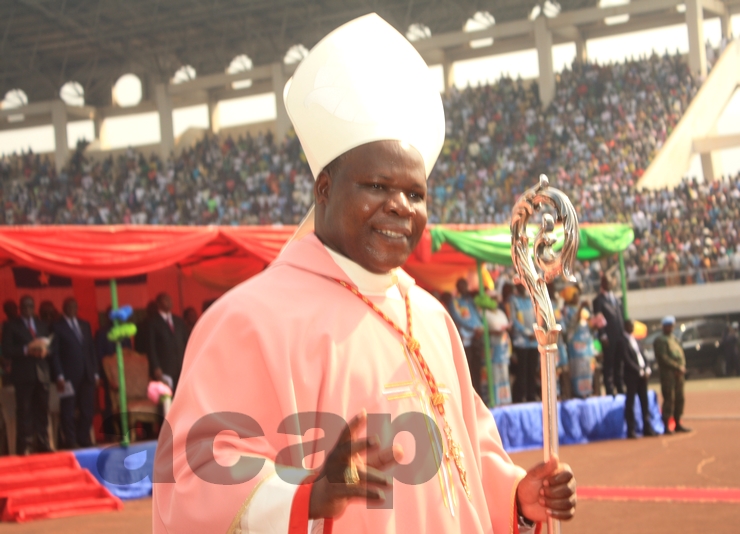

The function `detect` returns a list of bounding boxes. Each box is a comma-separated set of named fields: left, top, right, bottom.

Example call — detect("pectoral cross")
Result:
left=402, top=340, right=472, bottom=504
left=381, top=343, right=461, bottom=515
left=444, top=424, right=471, bottom=501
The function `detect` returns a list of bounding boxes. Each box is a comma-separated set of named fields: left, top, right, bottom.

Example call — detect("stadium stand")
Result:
left=1, top=51, right=739, bottom=290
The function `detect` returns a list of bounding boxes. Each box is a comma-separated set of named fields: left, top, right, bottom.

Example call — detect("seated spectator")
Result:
left=1, top=50, right=738, bottom=295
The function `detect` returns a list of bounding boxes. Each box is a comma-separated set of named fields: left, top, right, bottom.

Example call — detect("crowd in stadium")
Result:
left=0, top=130, right=314, bottom=226
left=2, top=50, right=740, bottom=289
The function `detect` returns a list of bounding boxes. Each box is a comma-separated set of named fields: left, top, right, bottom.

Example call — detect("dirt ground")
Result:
left=0, top=498, right=152, bottom=534
left=513, top=377, right=740, bottom=533
left=1, top=377, right=739, bottom=533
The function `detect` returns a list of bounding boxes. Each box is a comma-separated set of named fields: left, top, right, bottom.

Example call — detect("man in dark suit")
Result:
left=134, top=301, right=158, bottom=359
left=50, top=298, right=98, bottom=449
left=623, top=320, right=656, bottom=439
left=592, top=274, right=626, bottom=395
left=148, top=293, right=189, bottom=393
left=0, top=300, right=18, bottom=456
left=1, top=296, right=53, bottom=454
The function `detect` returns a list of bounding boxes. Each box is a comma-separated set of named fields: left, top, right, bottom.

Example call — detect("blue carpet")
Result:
left=75, top=391, right=663, bottom=500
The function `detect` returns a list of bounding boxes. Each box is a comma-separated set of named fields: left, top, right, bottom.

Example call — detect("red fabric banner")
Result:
left=0, top=226, right=220, bottom=278
left=0, top=225, right=484, bottom=293
left=0, top=226, right=299, bottom=279
left=221, top=226, right=298, bottom=264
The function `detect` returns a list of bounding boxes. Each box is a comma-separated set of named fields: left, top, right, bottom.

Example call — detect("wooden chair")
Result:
left=101, top=349, right=160, bottom=442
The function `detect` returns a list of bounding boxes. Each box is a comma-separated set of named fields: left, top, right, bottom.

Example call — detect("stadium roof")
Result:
left=1, top=0, right=599, bottom=107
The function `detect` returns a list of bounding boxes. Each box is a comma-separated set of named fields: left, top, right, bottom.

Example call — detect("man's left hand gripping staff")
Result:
left=516, top=456, right=577, bottom=522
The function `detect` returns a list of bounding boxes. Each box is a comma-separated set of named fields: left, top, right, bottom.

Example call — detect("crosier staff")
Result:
left=510, top=174, right=579, bottom=534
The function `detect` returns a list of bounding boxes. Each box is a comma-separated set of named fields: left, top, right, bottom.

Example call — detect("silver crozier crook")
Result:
left=510, top=174, right=579, bottom=534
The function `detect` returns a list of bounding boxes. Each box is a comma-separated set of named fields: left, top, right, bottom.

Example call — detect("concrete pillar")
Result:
left=92, top=109, right=104, bottom=141
left=51, top=100, right=69, bottom=174
left=700, top=127, right=723, bottom=181
left=534, top=16, right=555, bottom=107
left=700, top=151, right=723, bottom=181
left=207, top=91, right=220, bottom=133
left=272, top=62, right=290, bottom=141
left=720, top=14, right=732, bottom=41
left=442, top=57, right=456, bottom=95
left=154, top=83, right=175, bottom=160
left=575, top=35, right=588, bottom=64
left=685, top=0, right=707, bottom=78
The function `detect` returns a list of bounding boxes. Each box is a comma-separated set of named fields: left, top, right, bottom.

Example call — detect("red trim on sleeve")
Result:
left=289, top=477, right=334, bottom=534
left=289, top=480, right=312, bottom=534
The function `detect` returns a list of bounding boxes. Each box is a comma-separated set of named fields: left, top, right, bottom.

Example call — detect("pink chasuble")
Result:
left=153, top=234, right=526, bottom=533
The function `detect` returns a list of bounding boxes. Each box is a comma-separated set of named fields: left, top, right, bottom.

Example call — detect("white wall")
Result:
left=628, top=279, right=740, bottom=321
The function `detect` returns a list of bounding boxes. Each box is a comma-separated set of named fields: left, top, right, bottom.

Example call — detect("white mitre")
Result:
left=283, top=13, right=445, bottom=240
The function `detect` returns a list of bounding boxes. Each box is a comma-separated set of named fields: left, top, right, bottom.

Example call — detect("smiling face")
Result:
left=314, top=140, right=427, bottom=274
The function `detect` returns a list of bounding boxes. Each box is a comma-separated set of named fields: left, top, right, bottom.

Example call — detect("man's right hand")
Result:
left=153, top=368, right=164, bottom=381
left=56, top=377, right=66, bottom=393
left=308, top=410, right=401, bottom=520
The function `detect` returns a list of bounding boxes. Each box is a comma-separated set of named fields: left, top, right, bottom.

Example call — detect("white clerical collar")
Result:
left=323, top=245, right=401, bottom=298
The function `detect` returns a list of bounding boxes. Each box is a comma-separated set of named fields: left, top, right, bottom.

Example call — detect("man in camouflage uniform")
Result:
left=653, top=316, right=691, bottom=435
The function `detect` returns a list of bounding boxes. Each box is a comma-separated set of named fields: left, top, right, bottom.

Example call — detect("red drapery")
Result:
left=0, top=225, right=481, bottom=295
left=0, top=226, right=299, bottom=279
left=0, top=226, right=300, bottom=329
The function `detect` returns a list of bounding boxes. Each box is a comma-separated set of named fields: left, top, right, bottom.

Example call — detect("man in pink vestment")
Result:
left=153, top=14, right=576, bottom=534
